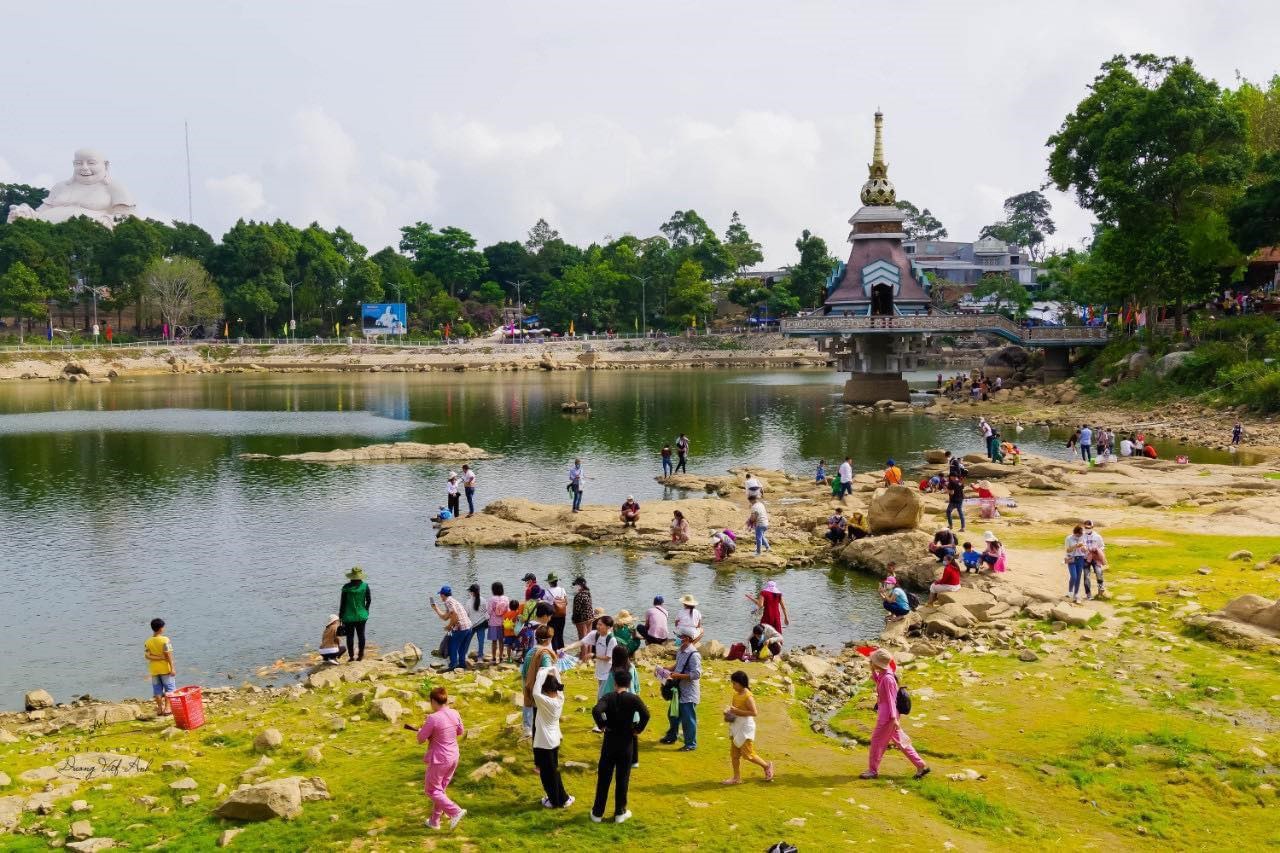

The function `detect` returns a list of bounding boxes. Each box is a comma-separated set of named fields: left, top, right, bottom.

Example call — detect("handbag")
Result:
left=661, top=650, right=690, bottom=700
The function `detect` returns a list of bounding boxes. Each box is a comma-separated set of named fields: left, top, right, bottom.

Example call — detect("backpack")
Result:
left=502, top=614, right=517, bottom=636
left=553, top=594, right=567, bottom=618
left=905, top=591, right=921, bottom=611
left=726, top=642, right=747, bottom=662
left=896, top=684, right=912, bottom=716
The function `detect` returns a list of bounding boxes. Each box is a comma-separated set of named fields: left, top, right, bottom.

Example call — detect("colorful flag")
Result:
left=47, top=318, right=53, bottom=341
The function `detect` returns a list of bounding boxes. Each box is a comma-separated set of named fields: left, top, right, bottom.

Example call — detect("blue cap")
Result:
left=886, top=458, right=895, bottom=466
left=439, top=585, right=452, bottom=596
left=654, top=595, right=664, bottom=604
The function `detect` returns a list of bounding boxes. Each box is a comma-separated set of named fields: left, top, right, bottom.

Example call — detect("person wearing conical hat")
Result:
left=339, top=567, right=371, bottom=662
left=860, top=648, right=929, bottom=781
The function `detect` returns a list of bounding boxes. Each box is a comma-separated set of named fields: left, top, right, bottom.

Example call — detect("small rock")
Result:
left=0, top=728, right=18, bottom=744
left=160, top=726, right=183, bottom=740
left=786, top=817, right=807, bottom=827
left=66, top=841, right=115, bottom=853
left=180, top=794, right=200, bottom=806
left=135, top=796, right=159, bottom=807
left=252, top=728, right=283, bottom=752
left=1018, top=649, right=1039, bottom=663
left=328, top=715, right=347, bottom=732
left=1229, top=550, right=1254, bottom=561
left=18, top=766, right=59, bottom=783
left=369, top=698, right=403, bottom=725
left=946, top=768, right=985, bottom=781
left=302, top=747, right=324, bottom=766
left=161, top=760, right=190, bottom=772
left=69, top=820, right=94, bottom=840
left=169, top=777, right=198, bottom=790
left=70, top=799, right=90, bottom=812
left=217, top=828, right=243, bottom=847
left=1197, top=567, right=1211, bottom=575
left=468, top=761, right=504, bottom=781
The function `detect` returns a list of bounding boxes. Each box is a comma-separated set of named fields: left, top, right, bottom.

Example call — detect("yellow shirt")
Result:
left=145, top=635, right=173, bottom=676
left=884, top=466, right=902, bottom=485
left=731, top=688, right=753, bottom=714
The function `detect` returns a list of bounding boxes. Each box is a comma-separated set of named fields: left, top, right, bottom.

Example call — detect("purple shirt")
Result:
left=418, top=706, right=465, bottom=766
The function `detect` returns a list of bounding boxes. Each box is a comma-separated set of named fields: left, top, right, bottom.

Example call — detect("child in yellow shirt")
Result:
left=144, top=618, right=176, bottom=716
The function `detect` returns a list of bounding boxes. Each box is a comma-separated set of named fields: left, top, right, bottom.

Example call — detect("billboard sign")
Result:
left=362, top=303, right=407, bottom=336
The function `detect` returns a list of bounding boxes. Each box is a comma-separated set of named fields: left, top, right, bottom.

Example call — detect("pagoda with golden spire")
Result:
left=859, top=110, right=896, bottom=206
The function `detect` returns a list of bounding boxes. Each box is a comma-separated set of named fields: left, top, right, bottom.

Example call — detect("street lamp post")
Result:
left=635, top=275, right=649, bottom=338
left=71, top=277, right=110, bottom=344
left=285, top=280, right=299, bottom=338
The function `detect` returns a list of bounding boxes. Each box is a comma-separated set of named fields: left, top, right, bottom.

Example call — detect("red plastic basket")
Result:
left=167, top=686, right=205, bottom=730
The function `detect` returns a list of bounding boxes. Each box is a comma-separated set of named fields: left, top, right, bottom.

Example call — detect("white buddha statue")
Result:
left=6, top=148, right=136, bottom=228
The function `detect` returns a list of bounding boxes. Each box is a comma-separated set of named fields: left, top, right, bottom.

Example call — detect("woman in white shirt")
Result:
left=531, top=668, right=573, bottom=808
left=748, top=500, right=770, bottom=554
left=674, top=595, right=703, bottom=644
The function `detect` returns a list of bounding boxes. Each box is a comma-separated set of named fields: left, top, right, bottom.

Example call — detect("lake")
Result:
left=0, top=368, right=1249, bottom=707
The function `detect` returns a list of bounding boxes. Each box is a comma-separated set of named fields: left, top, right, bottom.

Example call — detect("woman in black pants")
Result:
left=338, top=566, right=371, bottom=661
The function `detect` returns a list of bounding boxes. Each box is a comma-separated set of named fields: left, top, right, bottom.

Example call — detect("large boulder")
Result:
left=1220, top=594, right=1280, bottom=633
left=369, top=698, right=403, bottom=725
left=838, top=530, right=935, bottom=588
left=922, top=449, right=950, bottom=464
left=867, top=485, right=924, bottom=534
left=1050, top=604, right=1094, bottom=627
left=252, top=728, right=283, bottom=753
left=213, top=778, right=306, bottom=821
left=1153, top=350, right=1194, bottom=378
left=24, top=689, right=55, bottom=711
left=1125, top=349, right=1151, bottom=378
left=983, top=346, right=1029, bottom=379
left=935, top=588, right=1001, bottom=621
left=792, top=655, right=833, bottom=680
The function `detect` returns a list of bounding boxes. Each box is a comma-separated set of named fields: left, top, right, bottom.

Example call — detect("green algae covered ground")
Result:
left=2, top=528, right=1279, bottom=851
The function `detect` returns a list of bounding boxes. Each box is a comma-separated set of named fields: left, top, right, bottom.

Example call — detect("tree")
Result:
left=1229, top=153, right=1280, bottom=253
left=398, top=222, right=488, bottom=298
left=0, top=261, right=50, bottom=340
left=103, top=216, right=165, bottom=330
left=370, top=247, right=422, bottom=306
left=524, top=218, right=560, bottom=253
left=482, top=240, right=534, bottom=300
left=972, top=273, right=1031, bottom=319
left=1047, top=54, right=1251, bottom=330
left=789, top=229, right=838, bottom=309
left=665, top=259, right=713, bottom=327
left=0, top=183, right=48, bottom=222
left=143, top=256, right=222, bottom=333
left=723, top=211, right=764, bottom=273
left=164, top=221, right=215, bottom=263
left=895, top=200, right=948, bottom=241
left=979, top=191, right=1056, bottom=260
left=345, top=258, right=384, bottom=308
left=660, top=209, right=732, bottom=280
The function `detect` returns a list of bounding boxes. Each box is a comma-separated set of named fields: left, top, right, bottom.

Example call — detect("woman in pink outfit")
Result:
left=860, top=649, right=930, bottom=780
left=417, top=686, right=467, bottom=830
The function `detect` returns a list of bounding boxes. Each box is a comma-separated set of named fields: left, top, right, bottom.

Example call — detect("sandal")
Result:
left=764, top=762, right=775, bottom=782
left=913, top=766, right=931, bottom=780
left=858, top=770, right=878, bottom=780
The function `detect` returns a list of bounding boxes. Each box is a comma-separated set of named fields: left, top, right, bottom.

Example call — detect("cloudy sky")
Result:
left=2, top=1, right=1275, bottom=267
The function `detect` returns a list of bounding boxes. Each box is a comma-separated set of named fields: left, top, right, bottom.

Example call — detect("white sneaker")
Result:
left=448, top=809, right=466, bottom=830
left=563, top=795, right=575, bottom=809
left=542, top=797, right=553, bottom=808
left=590, top=813, right=604, bottom=823
left=615, top=810, right=632, bottom=823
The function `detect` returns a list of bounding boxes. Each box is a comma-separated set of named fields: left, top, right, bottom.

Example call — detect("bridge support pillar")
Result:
left=1043, top=347, right=1072, bottom=382
left=844, top=372, right=910, bottom=404
left=838, top=334, right=914, bottom=403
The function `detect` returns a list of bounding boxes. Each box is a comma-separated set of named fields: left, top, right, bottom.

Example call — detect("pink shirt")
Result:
left=487, top=595, right=510, bottom=629
left=417, top=706, right=465, bottom=766
left=644, top=606, right=669, bottom=640
left=873, top=668, right=900, bottom=728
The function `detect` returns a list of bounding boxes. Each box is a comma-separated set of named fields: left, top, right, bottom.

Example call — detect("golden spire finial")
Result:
left=860, top=109, right=895, bottom=205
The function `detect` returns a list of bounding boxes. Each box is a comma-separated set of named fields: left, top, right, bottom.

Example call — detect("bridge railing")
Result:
left=779, top=313, right=1108, bottom=345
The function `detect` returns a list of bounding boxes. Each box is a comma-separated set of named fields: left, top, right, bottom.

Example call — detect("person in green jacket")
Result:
left=339, top=566, right=371, bottom=662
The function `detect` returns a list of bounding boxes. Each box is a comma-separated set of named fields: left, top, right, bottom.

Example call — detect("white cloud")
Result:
left=205, top=173, right=268, bottom=219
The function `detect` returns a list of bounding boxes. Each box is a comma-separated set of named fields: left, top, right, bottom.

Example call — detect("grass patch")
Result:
left=916, top=780, right=1032, bottom=835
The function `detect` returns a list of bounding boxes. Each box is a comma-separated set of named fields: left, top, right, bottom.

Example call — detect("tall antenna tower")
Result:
left=184, top=120, right=194, bottom=222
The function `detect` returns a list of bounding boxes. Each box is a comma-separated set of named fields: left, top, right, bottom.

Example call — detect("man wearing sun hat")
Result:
left=659, top=625, right=702, bottom=750
left=338, top=567, right=371, bottom=662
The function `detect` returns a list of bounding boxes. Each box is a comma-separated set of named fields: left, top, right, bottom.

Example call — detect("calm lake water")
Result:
left=0, top=368, right=1250, bottom=707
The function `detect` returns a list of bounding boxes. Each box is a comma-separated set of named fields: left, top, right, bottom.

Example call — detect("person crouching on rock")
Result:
left=669, top=510, right=689, bottom=544
left=620, top=495, right=640, bottom=528
left=927, top=555, right=964, bottom=605
left=319, top=614, right=345, bottom=664
left=711, top=529, right=737, bottom=561
left=879, top=575, right=911, bottom=622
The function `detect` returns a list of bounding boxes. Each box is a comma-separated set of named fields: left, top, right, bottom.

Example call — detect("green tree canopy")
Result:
left=972, top=273, right=1032, bottom=319
left=723, top=211, right=764, bottom=273
left=895, top=200, right=948, bottom=241
left=788, top=229, right=838, bottom=309
left=1047, top=54, right=1251, bottom=325
left=979, top=191, right=1056, bottom=259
